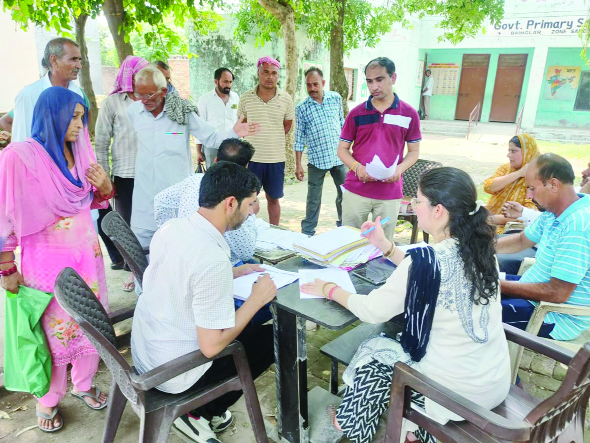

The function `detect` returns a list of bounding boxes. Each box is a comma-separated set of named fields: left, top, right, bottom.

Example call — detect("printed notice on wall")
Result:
left=416, top=60, right=424, bottom=87
left=428, top=63, right=460, bottom=95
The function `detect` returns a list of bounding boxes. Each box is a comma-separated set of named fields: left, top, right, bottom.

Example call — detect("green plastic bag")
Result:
left=4, top=285, right=53, bottom=397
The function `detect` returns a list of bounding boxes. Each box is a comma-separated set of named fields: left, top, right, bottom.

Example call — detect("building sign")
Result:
left=491, top=16, right=586, bottom=36
left=544, top=66, right=581, bottom=100
left=428, top=63, right=460, bottom=95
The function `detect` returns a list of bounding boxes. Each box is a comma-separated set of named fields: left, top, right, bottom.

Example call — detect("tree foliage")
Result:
left=3, top=0, right=223, bottom=62
left=235, top=0, right=505, bottom=54
left=580, top=9, right=589, bottom=66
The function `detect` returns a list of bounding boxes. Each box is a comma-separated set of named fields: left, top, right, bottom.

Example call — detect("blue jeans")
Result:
left=301, top=163, right=348, bottom=236
left=501, top=275, right=555, bottom=337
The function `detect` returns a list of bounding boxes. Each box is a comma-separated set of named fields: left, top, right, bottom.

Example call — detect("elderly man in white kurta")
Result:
left=127, top=66, right=260, bottom=249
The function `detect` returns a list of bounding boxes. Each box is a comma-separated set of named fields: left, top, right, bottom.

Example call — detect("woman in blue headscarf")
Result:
left=0, top=87, right=112, bottom=432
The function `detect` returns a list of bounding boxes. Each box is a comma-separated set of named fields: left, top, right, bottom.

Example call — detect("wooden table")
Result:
left=271, top=256, right=379, bottom=443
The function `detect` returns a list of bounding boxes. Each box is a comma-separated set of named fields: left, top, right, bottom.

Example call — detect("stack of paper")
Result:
left=255, top=220, right=309, bottom=252
left=338, top=244, right=383, bottom=271
left=233, top=265, right=299, bottom=301
left=299, top=268, right=356, bottom=299
left=293, top=226, right=369, bottom=263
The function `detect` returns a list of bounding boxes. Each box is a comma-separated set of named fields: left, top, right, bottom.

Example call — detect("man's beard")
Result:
left=228, top=210, right=247, bottom=231
left=218, top=86, right=231, bottom=95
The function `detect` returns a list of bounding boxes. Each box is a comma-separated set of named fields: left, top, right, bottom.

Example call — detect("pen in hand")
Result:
left=361, top=217, right=390, bottom=236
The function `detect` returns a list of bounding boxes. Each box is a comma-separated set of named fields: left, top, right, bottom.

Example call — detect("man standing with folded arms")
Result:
left=238, top=56, right=295, bottom=225
left=295, top=67, right=346, bottom=236
left=338, top=57, right=421, bottom=240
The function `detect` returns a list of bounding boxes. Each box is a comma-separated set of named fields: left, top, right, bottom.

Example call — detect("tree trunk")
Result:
left=329, top=0, right=349, bottom=116
left=103, top=0, right=133, bottom=64
left=74, top=14, right=99, bottom=137
left=257, top=0, right=298, bottom=178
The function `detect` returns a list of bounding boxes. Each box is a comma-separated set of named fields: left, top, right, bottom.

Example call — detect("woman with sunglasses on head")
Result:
left=302, top=167, right=510, bottom=443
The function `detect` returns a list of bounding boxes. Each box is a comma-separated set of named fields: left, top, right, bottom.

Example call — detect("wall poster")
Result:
left=544, top=65, right=581, bottom=100
left=416, top=60, right=425, bottom=87
left=428, top=63, right=460, bottom=95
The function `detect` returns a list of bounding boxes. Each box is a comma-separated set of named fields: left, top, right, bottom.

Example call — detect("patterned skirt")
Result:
left=336, top=360, right=435, bottom=443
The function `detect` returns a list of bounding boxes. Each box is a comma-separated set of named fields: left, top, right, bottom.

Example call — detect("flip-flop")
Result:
left=123, top=275, right=135, bottom=292
left=71, top=387, right=108, bottom=410
left=326, top=404, right=342, bottom=432
left=122, top=281, right=135, bottom=292
left=36, top=403, right=64, bottom=432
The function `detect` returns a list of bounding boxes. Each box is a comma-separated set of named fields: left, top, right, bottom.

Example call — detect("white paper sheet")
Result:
left=256, top=228, right=309, bottom=251
left=255, top=240, right=277, bottom=251
left=299, top=268, right=356, bottom=299
left=233, top=265, right=299, bottom=301
left=365, top=154, right=399, bottom=180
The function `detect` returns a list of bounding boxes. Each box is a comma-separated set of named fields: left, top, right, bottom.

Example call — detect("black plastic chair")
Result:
left=384, top=324, right=589, bottom=443
left=101, top=211, right=149, bottom=287
left=54, top=267, right=269, bottom=443
left=399, top=159, right=442, bottom=244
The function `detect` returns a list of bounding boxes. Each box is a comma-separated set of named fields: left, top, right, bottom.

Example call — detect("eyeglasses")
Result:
left=134, top=92, right=159, bottom=100
left=410, top=198, right=429, bottom=208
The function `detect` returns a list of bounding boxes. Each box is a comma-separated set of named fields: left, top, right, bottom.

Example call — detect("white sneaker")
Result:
left=172, top=415, right=220, bottom=443
left=209, top=411, right=234, bottom=432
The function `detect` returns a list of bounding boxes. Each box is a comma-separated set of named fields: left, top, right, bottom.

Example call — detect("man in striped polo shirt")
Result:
left=238, top=56, right=295, bottom=225
left=498, top=153, right=590, bottom=340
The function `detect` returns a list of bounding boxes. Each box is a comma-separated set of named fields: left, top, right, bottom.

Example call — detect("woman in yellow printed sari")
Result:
left=484, top=134, right=540, bottom=231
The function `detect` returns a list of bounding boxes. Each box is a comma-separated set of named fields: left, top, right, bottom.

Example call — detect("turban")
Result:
left=257, top=56, right=281, bottom=69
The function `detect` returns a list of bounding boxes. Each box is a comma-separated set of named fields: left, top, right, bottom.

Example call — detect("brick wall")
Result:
left=102, top=66, right=119, bottom=95
left=168, top=58, right=191, bottom=100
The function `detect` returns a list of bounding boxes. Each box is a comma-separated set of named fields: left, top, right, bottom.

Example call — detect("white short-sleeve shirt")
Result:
left=196, top=88, right=239, bottom=149
left=131, top=211, right=236, bottom=394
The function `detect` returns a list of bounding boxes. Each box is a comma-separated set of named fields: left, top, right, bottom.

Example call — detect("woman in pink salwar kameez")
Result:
left=0, top=87, right=112, bottom=432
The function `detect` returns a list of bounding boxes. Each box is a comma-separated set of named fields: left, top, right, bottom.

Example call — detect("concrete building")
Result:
left=189, top=0, right=588, bottom=134
left=417, top=0, right=589, bottom=131
left=0, top=10, right=103, bottom=114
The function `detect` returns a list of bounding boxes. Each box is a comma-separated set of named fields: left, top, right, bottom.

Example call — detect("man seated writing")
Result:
left=497, top=153, right=590, bottom=340
left=131, top=162, right=277, bottom=443
left=154, top=138, right=259, bottom=266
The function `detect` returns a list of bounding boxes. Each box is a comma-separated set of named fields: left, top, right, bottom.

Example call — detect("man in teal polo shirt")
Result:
left=497, top=153, right=590, bottom=340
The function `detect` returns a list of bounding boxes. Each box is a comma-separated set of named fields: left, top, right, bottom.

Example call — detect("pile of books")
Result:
left=293, top=226, right=370, bottom=264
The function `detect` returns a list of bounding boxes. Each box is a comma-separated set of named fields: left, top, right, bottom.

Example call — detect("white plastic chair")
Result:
left=508, top=257, right=590, bottom=382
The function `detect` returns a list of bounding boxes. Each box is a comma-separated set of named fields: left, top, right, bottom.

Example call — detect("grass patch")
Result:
left=536, top=141, right=589, bottom=161
left=476, top=184, right=491, bottom=204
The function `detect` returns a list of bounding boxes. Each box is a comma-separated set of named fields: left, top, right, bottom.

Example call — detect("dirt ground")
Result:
left=1, top=133, right=589, bottom=442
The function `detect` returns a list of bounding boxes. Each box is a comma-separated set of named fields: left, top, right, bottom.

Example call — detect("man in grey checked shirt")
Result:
left=295, top=67, right=347, bottom=236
